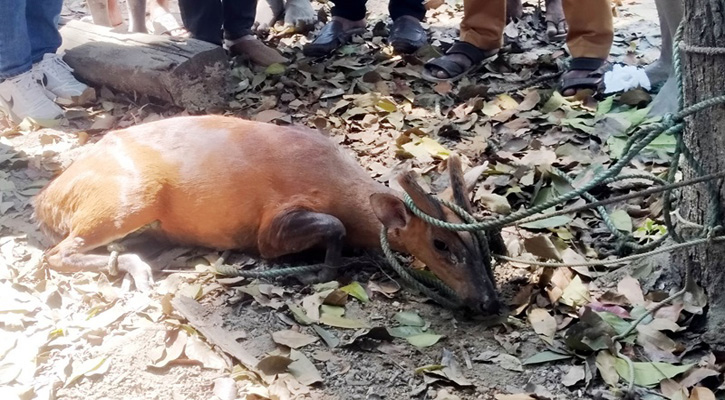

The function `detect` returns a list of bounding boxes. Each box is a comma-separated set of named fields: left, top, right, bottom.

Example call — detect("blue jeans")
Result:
left=0, top=0, right=63, bottom=80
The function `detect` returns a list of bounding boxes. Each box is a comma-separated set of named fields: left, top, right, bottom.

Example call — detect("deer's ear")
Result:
left=447, top=154, right=473, bottom=213
left=397, top=171, right=445, bottom=219
left=439, top=155, right=486, bottom=211
left=370, top=193, right=410, bottom=229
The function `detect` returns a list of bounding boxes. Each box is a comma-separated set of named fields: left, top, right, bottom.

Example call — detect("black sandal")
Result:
left=422, top=41, right=499, bottom=83
left=558, top=57, right=609, bottom=96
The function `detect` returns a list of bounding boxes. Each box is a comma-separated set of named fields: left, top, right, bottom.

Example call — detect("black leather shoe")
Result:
left=303, top=20, right=366, bottom=57
left=388, top=16, right=427, bottom=54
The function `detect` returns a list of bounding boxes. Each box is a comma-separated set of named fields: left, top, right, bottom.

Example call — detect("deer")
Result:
left=33, top=115, right=501, bottom=314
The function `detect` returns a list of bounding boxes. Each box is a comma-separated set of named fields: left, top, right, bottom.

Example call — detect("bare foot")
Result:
left=545, top=0, right=567, bottom=41
left=645, top=60, right=672, bottom=86
left=227, top=35, right=289, bottom=66
left=507, top=0, right=523, bottom=20
left=429, top=54, right=472, bottom=79
left=284, top=0, right=317, bottom=30
left=648, top=76, right=678, bottom=117
left=560, top=69, right=595, bottom=96
left=255, top=0, right=285, bottom=31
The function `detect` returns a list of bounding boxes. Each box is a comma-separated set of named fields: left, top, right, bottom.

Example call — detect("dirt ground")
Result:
left=5, top=1, right=715, bottom=400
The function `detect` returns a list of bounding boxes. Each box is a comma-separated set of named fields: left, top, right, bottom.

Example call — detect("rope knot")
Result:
left=615, top=238, right=634, bottom=256
left=661, top=113, right=677, bottom=128
left=706, top=226, right=724, bottom=242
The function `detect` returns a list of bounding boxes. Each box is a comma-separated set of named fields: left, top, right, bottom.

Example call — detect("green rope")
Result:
left=515, top=171, right=725, bottom=226
left=215, top=262, right=326, bottom=278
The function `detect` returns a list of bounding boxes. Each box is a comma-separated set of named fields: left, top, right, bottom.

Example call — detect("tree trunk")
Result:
left=674, top=0, right=725, bottom=351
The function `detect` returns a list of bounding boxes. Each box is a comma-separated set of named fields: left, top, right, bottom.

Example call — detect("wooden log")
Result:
left=59, top=19, right=232, bottom=111
left=172, top=295, right=262, bottom=373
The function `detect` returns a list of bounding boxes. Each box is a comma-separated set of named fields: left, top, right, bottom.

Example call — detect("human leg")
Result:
left=558, top=0, right=613, bottom=95
left=422, top=0, right=505, bottom=81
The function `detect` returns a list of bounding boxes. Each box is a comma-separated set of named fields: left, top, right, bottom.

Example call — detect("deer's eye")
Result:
left=433, top=239, right=449, bottom=252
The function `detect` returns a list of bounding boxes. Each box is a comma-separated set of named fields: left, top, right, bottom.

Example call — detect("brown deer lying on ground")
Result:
left=33, top=116, right=501, bottom=314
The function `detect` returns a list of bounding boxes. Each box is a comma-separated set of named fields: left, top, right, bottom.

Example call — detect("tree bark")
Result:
left=674, top=0, right=725, bottom=351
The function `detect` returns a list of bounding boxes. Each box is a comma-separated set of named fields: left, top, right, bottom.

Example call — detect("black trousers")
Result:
left=178, top=0, right=257, bottom=45
left=331, top=0, right=425, bottom=21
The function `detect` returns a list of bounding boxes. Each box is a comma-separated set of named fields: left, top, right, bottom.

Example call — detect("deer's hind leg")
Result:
left=46, top=236, right=153, bottom=291
left=45, top=211, right=159, bottom=291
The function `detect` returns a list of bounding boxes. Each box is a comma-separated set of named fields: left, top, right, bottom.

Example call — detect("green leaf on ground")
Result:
left=614, top=359, right=693, bottom=387
left=394, top=311, right=425, bottom=327
left=406, top=333, right=443, bottom=348
left=340, top=282, right=369, bottom=303
left=522, top=350, right=573, bottom=365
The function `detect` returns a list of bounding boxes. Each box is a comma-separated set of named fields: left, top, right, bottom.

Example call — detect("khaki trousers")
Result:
left=459, top=0, right=613, bottom=59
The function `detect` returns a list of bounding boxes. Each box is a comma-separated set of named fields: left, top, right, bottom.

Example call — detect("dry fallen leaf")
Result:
left=150, top=329, right=188, bottom=368
left=185, top=334, right=229, bottom=370
left=213, top=377, right=237, bottom=400
left=527, top=308, right=557, bottom=344
left=475, top=191, right=512, bottom=215
left=678, top=368, right=721, bottom=389
left=494, top=394, right=535, bottom=400
left=424, top=348, right=472, bottom=387
left=253, top=110, right=288, bottom=123
left=288, top=350, right=323, bottom=386
left=272, top=330, right=318, bottom=349
left=523, top=235, right=562, bottom=261
left=595, top=351, right=619, bottom=387
left=517, top=90, right=541, bottom=111
left=544, top=267, right=574, bottom=303
left=65, top=357, right=110, bottom=387
left=660, top=378, right=688, bottom=400
left=256, top=355, right=293, bottom=375
left=636, top=324, right=681, bottom=354
left=617, top=276, right=645, bottom=306
left=689, top=387, right=716, bottom=400
left=561, top=365, right=586, bottom=387
left=559, top=275, right=591, bottom=307
left=492, top=354, right=523, bottom=372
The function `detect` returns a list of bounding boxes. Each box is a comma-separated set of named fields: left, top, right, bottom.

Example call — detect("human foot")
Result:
left=507, top=0, right=523, bottom=20
left=34, top=53, right=96, bottom=105
left=645, top=59, right=672, bottom=86
left=302, top=17, right=366, bottom=57
left=284, top=0, right=317, bottom=31
left=389, top=15, right=427, bottom=54
left=422, top=42, right=498, bottom=82
left=0, top=70, right=64, bottom=125
left=648, top=76, right=678, bottom=117
left=559, top=58, right=608, bottom=96
left=545, top=0, right=567, bottom=41
left=255, top=0, right=285, bottom=31
left=227, top=35, right=289, bottom=66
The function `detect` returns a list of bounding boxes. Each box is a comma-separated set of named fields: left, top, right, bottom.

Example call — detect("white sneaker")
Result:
left=33, top=53, right=96, bottom=105
left=0, top=70, right=64, bottom=125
